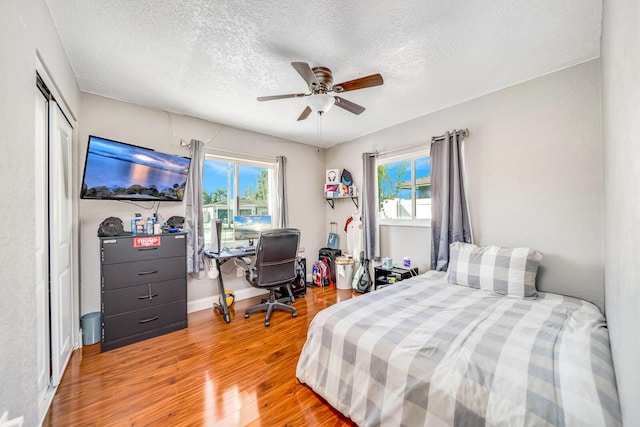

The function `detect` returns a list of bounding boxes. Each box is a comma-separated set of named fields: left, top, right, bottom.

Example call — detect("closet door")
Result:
left=35, top=89, right=50, bottom=402
left=49, top=101, right=74, bottom=386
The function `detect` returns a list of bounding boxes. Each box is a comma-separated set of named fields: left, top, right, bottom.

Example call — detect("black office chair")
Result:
left=241, top=228, right=300, bottom=327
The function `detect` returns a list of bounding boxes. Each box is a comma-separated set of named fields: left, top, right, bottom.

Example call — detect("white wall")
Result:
left=601, top=1, right=640, bottom=423
left=0, top=0, right=80, bottom=425
left=327, top=60, right=604, bottom=310
left=78, top=93, right=327, bottom=315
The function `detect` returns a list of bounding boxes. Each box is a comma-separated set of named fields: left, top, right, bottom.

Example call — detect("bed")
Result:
left=296, top=244, right=621, bottom=427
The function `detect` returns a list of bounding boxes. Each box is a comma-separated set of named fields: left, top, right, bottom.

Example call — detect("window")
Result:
left=202, top=154, right=275, bottom=245
left=377, top=151, right=431, bottom=225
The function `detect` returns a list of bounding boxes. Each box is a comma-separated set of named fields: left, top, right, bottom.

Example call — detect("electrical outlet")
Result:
left=237, top=267, right=245, bottom=277
left=299, top=246, right=305, bottom=253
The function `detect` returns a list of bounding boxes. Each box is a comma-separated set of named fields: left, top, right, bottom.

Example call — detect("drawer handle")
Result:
left=138, top=293, right=159, bottom=300
left=138, top=315, right=159, bottom=324
left=137, top=270, right=158, bottom=276
left=138, top=247, right=159, bottom=251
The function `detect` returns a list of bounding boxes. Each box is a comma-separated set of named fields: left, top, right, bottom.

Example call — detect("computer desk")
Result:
left=204, top=247, right=256, bottom=323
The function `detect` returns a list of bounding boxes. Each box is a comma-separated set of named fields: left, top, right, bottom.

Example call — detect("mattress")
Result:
left=296, top=271, right=620, bottom=426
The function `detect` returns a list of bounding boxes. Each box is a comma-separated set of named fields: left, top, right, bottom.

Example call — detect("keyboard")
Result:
left=223, top=246, right=256, bottom=255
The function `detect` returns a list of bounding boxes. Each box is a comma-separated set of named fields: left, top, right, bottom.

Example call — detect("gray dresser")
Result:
left=100, top=233, right=187, bottom=351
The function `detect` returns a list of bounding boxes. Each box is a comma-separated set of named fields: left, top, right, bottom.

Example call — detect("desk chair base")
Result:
left=244, top=289, right=297, bottom=327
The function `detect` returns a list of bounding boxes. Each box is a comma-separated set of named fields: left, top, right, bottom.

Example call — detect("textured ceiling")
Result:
left=44, top=0, right=601, bottom=148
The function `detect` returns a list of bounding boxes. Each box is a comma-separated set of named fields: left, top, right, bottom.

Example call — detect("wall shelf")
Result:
left=325, top=196, right=358, bottom=209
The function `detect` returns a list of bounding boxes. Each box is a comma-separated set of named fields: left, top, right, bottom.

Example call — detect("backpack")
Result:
left=97, top=216, right=131, bottom=237
left=352, top=252, right=371, bottom=293
left=341, top=169, right=353, bottom=186
left=311, top=258, right=333, bottom=287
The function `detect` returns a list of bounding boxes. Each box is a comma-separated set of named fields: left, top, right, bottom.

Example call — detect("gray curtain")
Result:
left=276, top=155, right=288, bottom=228
left=362, top=152, right=380, bottom=260
left=430, top=130, right=472, bottom=271
left=185, top=139, right=205, bottom=273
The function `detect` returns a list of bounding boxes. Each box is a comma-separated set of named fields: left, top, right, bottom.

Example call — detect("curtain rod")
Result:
left=179, top=139, right=277, bottom=162
left=431, top=128, right=469, bottom=144
left=205, top=147, right=278, bottom=162
left=373, top=128, right=469, bottom=157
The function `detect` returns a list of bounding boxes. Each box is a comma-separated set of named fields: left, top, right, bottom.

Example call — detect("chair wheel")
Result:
left=292, top=313, right=297, bottom=318
left=264, top=321, right=270, bottom=327
left=244, top=313, right=249, bottom=319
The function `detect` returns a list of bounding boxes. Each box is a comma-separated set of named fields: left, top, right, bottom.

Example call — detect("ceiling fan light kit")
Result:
left=306, top=93, right=334, bottom=113
left=257, top=62, right=383, bottom=121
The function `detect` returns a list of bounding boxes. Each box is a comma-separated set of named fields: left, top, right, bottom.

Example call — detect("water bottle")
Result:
left=146, top=218, right=154, bottom=235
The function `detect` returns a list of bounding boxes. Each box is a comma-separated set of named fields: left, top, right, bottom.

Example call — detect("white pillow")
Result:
left=444, top=242, right=542, bottom=298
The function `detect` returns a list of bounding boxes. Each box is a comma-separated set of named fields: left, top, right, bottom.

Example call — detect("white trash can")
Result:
left=335, top=258, right=354, bottom=290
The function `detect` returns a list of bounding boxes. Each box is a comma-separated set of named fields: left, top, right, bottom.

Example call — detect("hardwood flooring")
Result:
left=43, top=286, right=359, bottom=426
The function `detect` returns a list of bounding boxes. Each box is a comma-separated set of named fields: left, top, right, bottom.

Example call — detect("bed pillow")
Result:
left=444, top=242, right=542, bottom=298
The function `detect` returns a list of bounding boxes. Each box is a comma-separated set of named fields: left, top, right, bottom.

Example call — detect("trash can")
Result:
left=81, top=312, right=101, bottom=345
left=335, top=257, right=354, bottom=290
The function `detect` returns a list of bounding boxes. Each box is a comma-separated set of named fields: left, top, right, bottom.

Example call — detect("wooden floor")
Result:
left=43, top=286, right=358, bottom=426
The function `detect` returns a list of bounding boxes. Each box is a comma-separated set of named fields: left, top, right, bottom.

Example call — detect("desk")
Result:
left=204, top=248, right=256, bottom=323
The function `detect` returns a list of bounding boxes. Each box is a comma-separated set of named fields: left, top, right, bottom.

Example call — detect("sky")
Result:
left=202, top=159, right=264, bottom=195
left=384, top=156, right=431, bottom=182
left=203, top=156, right=431, bottom=197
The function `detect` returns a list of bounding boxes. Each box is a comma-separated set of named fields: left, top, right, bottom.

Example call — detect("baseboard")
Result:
left=187, top=287, right=268, bottom=314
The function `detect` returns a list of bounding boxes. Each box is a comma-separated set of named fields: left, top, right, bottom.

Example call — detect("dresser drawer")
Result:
left=102, top=278, right=186, bottom=317
left=101, top=234, right=186, bottom=264
left=103, top=301, right=186, bottom=343
left=102, top=256, right=186, bottom=290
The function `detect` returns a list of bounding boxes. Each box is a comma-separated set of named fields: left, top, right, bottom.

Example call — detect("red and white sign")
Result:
left=133, top=236, right=162, bottom=248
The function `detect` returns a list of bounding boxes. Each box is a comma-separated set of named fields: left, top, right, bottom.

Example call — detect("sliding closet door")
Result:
left=49, top=101, right=74, bottom=386
left=35, top=89, right=50, bottom=402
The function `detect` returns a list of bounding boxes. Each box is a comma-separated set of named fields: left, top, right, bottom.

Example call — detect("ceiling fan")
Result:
left=257, top=62, right=383, bottom=121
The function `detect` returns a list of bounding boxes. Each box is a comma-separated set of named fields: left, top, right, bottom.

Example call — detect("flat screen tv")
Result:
left=80, top=135, right=191, bottom=201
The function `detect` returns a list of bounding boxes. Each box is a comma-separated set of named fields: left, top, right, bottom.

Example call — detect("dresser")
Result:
left=100, top=233, right=187, bottom=351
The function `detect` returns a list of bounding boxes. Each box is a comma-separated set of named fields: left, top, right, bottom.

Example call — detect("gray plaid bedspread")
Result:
left=296, top=271, right=620, bottom=426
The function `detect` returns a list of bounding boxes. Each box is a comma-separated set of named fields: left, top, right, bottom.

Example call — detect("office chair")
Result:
left=241, top=228, right=300, bottom=327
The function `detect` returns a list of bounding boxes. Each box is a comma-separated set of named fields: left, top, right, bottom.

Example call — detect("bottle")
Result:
left=134, top=213, right=144, bottom=235
left=146, top=217, right=154, bottom=235
left=131, top=213, right=141, bottom=235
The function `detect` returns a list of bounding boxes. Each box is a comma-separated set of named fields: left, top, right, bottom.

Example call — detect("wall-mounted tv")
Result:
left=80, top=135, right=191, bottom=202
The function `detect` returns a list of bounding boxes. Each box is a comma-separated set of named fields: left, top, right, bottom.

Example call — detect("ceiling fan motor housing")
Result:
left=312, top=67, right=336, bottom=93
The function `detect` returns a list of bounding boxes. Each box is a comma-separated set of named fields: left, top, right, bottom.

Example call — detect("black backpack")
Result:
left=97, top=217, right=130, bottom=237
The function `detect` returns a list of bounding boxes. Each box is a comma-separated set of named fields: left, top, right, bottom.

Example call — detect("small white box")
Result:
left=381, top=257, right=393, bottom=269
left=326, top=169, right=340, bottom=184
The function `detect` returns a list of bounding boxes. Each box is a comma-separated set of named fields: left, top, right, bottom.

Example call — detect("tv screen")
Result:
left=80, top=135, right=191, bottom=201
left=234, top=215, right=272, bottom=241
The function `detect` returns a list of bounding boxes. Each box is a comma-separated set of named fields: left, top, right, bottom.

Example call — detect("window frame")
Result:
left=377, top=148, right=431, bottom=228
left=202, top=151, right=277, bottom=245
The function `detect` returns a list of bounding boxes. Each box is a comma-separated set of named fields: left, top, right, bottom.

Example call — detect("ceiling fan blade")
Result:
left=291, top=62, right=319, bottom=88
left=297, top=106, right=312, bottom=121
left=257, top=93, right=306, bottom=101
left=334, top=96, right=366, bottom=115
left=333, top=73, right=383, bottom=93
